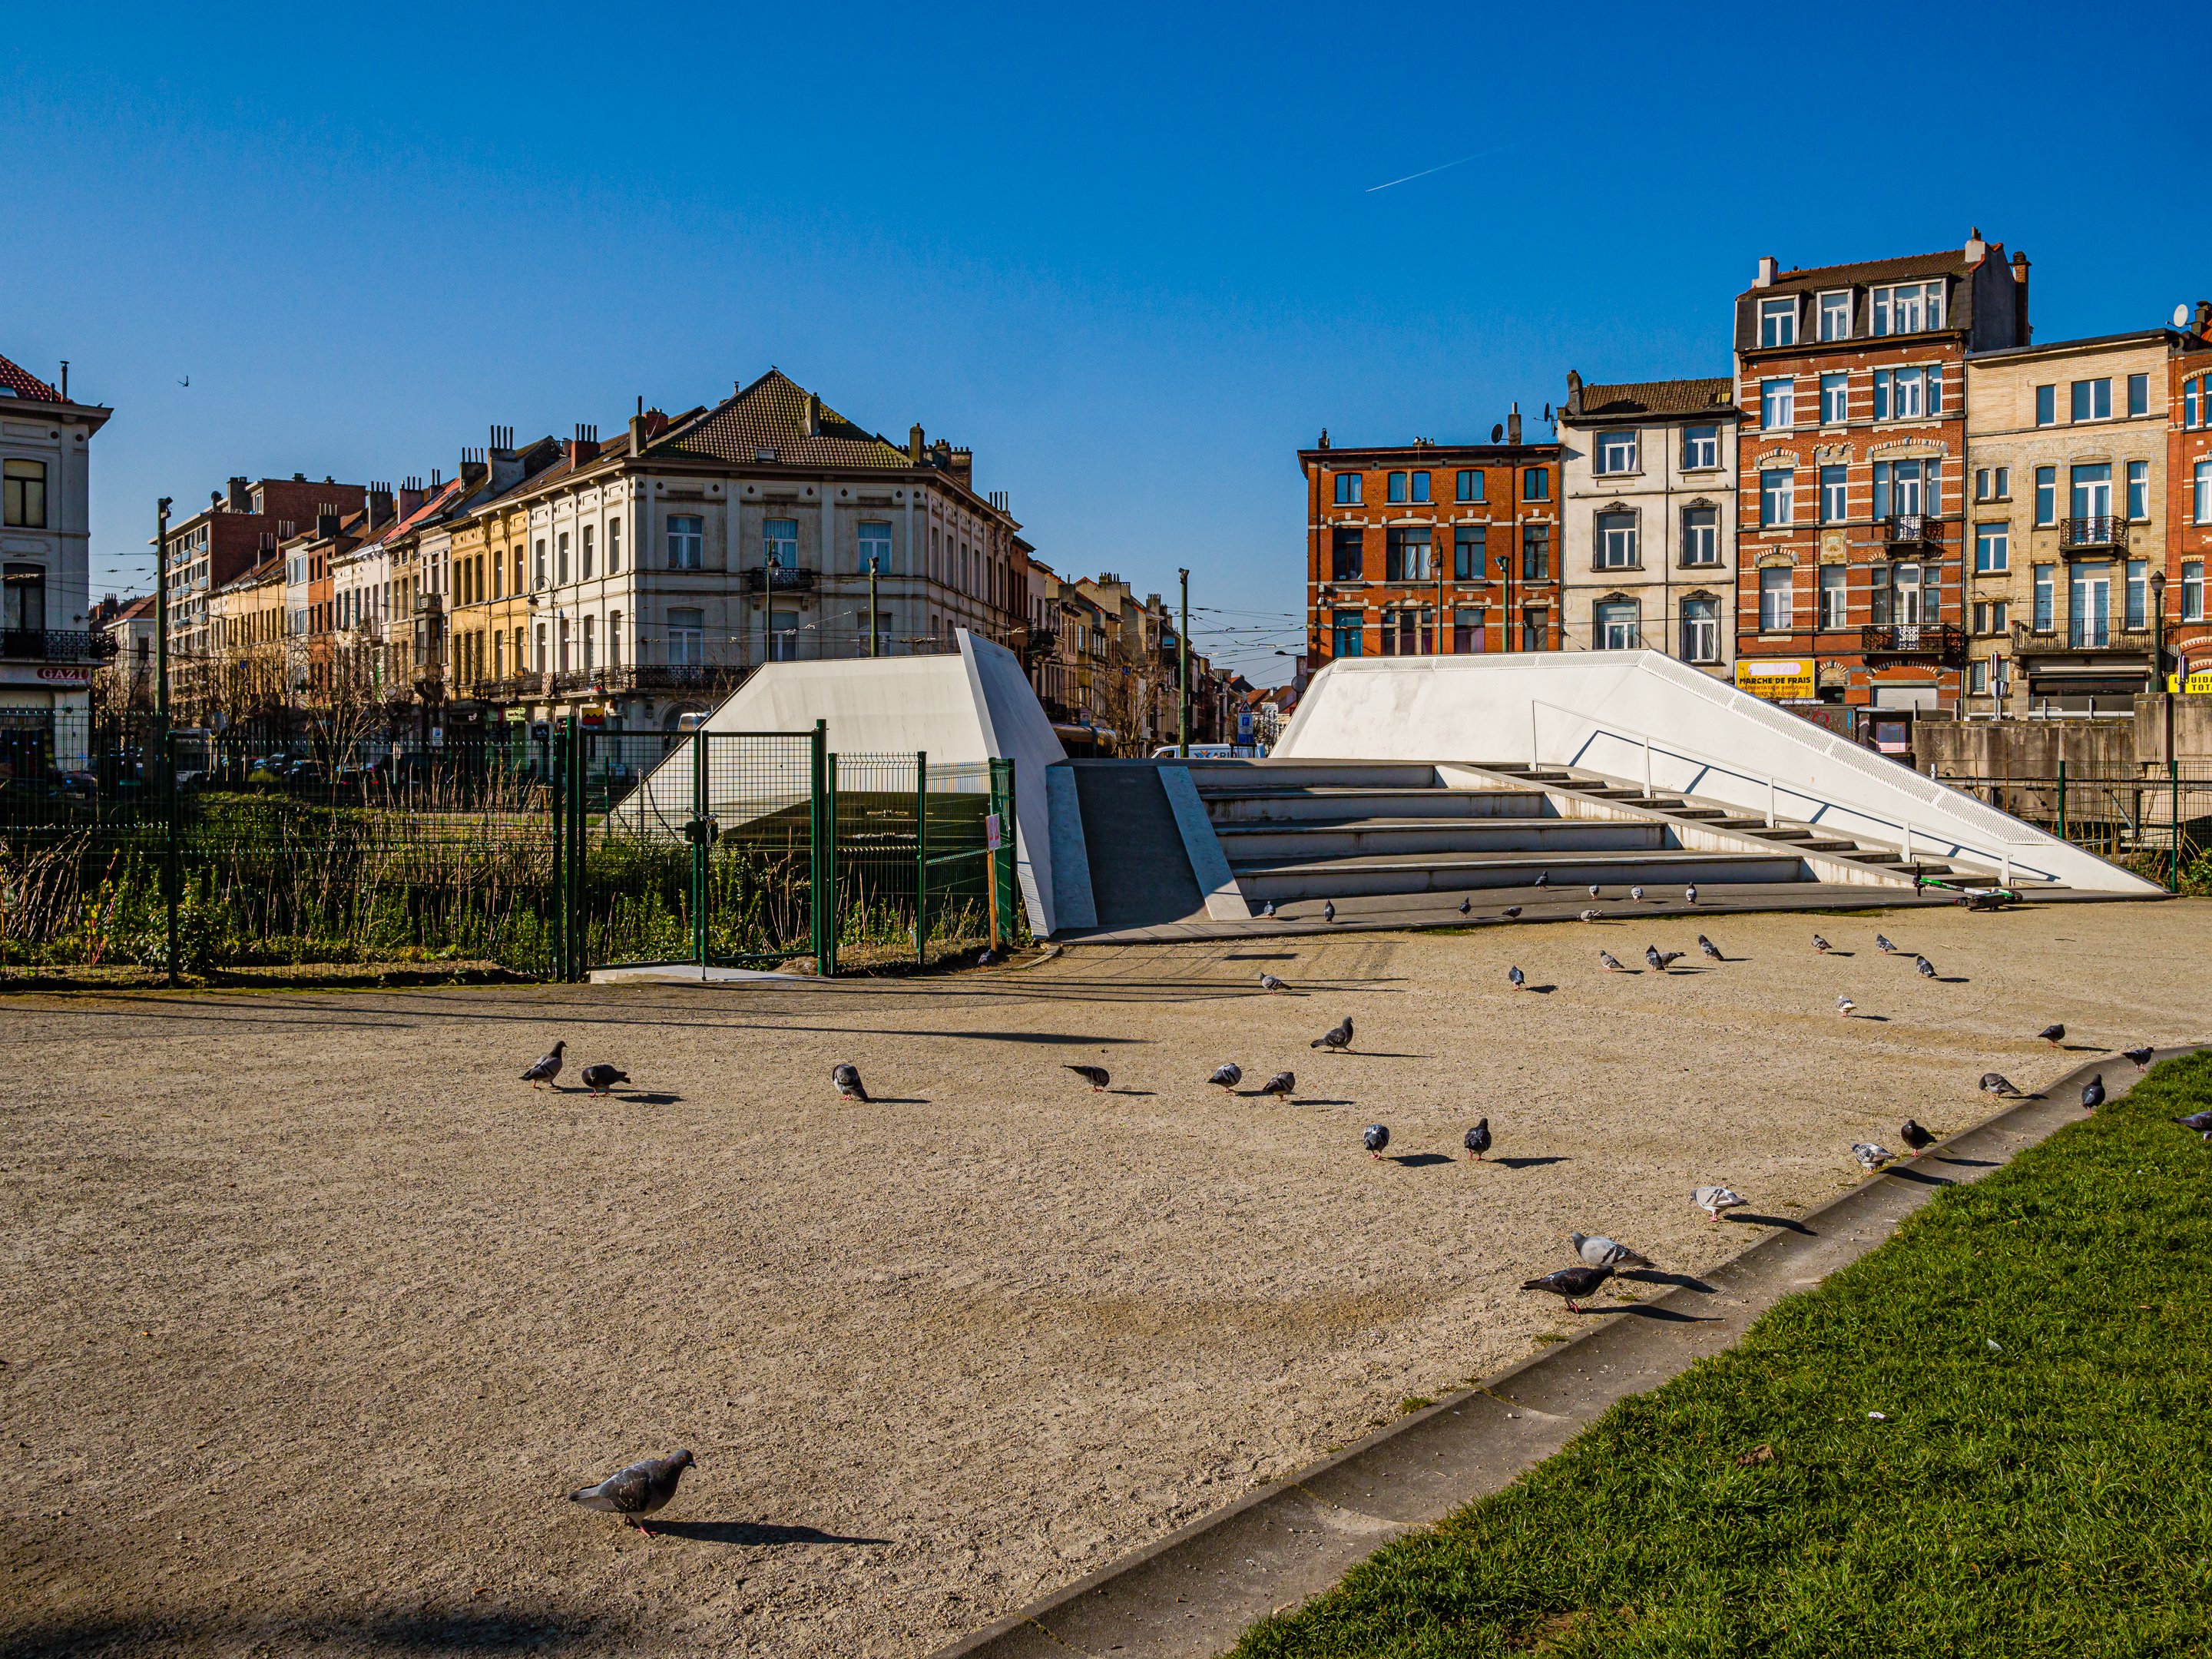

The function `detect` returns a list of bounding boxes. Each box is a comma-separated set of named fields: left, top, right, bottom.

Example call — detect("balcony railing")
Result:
left=2, top=628, right=117, bottom=662
left=2060, top=516, right=2126, bottom=551
left=1860, top=623, right=1966, bottom=664
left=2013, top=623, right=2154, bottom=655
left=741, top=565, right=816, bottom=594
left=1881, top=514, right=1941, bottom=546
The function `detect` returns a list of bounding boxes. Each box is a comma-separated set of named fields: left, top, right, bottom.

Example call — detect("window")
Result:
left=1872, top=561, right=1928, bottom=627
left=1521, top=524, right=1551, bottom=579
left=534, top=622, right=547, bottom=671
left=1387, top=472, right=1408, bottom=503
left=1331, top=608, right=1363, bottom=657
left=769, top=608, right=800, bottom=661
left=1760, top=297, right=1797, bottom=347
left=557, top=614, right=571, bottom=671
left=1761, top=379, right=1794, bottom=429
left=2071, top=378, right=2112, bottom=422
left=2035, top=466, right=2057, bottom=525
left=763, top=517, right=796, bottom=568
left=1975, top=524, right=2010, bottom=574
left=2121, top=460, right=2150, bottom=522
left=1455, top=469, right=1483, bottom=502
left=1873, top=366, right=1929, bottom=421
left=2126, top=560, right=2148, bottom=631
left=1972, top=600, right=2009, bottom=635
left=668, top=607, right=704, bottom=665
left=1872, top=280, right=1943, bottom=335
left=1522, top=467, right=1549, bottom=500
left=1975, top=467, right=1989, bottom=501
left=556, top=531, right=569, bottom=584
left=2183, top=561, right=2204, bottom=621
left=859, top=521, right=892, bottom=573
left=1332, top=526, right=1365, bottom=581
left=581, top=614, right=595, bottom=671
left=608, top=611, right=622, bottom=667
left=1819, top=565, right=1848, bottom=630
left=2, top=561, right=46, bottom=633
left=2034, top=383, right=2057, bottom=426
left=513, top=547, right=525, bottom=594
left=1452, top=605, right=1484, bottom=653
left=1521, top=608, right=1548, bottom=651
left=534, top=538, right=547, bottom=587
left=1681, top=597, right=1719, bottom=661
left=581, top=525, right=595, bottom=579
left=2128, top=373, right=2150, bottom=416
left=2070, top=462, right=2111, bottom=521
left=1818, top=290, right=1851, bottom=340
left=2187, top=377, right=2207, bottom=429
left=2, top=459, right=46, bottom=528
left=1682, top=507, right=1719, bottom=565
left=1380, top=606, right=1433, bottom=655
left=1760, top=468, right=1794, bottom=526
left=608, top=518, right=621, bottom=573
left=668, top=515, right=704, bottom=569
left=1409, top=470, right=1431, bottom=503
left=2032, top=565, right=2055, bottom=632
left=1681, top=426, right=1719, bottom=469
left=1386, top=527, right=1433, bottom=581
left=1595, top=600, right=1639, bottom=651
left=2199, top=460, right=2212, bottom=524
left=2070, top=561, right=2111, bottom=647
left=1335, top=472, right=1363, bottom=505
left=1453, top=525, right=1485, bottom=581
left=1595, top=511, right=1638, bottom=568
left=1817, top=373, right=1848, bottom=426
left=1969, top=658, right=1987, bottom=695
left=1873, top=459, right=1926, bottom=518
left=1819, top=465, right=1848, bottom=523
left=867, top=609, right=892, bottom=657
left=1597, top=430, right=1639, bottom=474
left=1759, top=567, right=1794, bottom=631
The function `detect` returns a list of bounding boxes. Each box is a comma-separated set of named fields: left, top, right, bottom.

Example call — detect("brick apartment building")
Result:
left=2171, top=306, right=2212, bottom=683
left=161, top=475, right=367, bottom=673
left=1731, top=232, right=2027, bottom=714
left=1300, top=412, right=1562, bottom=667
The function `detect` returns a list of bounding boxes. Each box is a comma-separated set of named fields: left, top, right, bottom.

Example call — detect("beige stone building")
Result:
left=1965, top=329, right=2178, bottom=713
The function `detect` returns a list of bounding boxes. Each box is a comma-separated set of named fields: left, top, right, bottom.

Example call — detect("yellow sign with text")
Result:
left=2167, top=671, right=2212, bottom=695
left=1734, top=659, right=1816, bottom=700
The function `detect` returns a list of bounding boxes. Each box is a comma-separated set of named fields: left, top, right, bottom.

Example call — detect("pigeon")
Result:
left=1853, top=1142, right=1895, bottom=1172
left=1979, top=1072, right=2020, bottom=1098
left=522, top=1041, right=566, bottom=1088
left=1260, top=1071, right=1296, bottom=1098
left=1588, top=884, right=1602, bottom=898
left=568, top=1450, right=696, bottom=1536
left=1065, top=1063, right=1110, bottom=1091
left=831, top=1062, right=869, bottom=1103
left=1522, top=1263, right=1611, bottom=1313
left=1875, top=934, right=1896, bottom=955
left=1899, top=1118, right=1936, bottom=1154
left=581, top=1063, right=629, bottom=1096
left=2173, top=1110, right=2212, bottom=1142
left=1645, top=945, right=1684, bottom=972
left=1502, top=906, right=1522, bottom=919
left=2037, top=1024, right=2065, bottom=1046
left=1363, top=1123, right=1389, bottom=1158
left=1836, top=995, right=1856, bottom=1018
left=1580, top=908, right=1602, bottom=923
left=1916, top=955, right=1937, bottom=979
left=2122, top=1046, right=2155, bottom=1071
left=1323, top=900, right=1336, bottom=923
left=1459, top=896, right=1472, bottom=916
left=1693, top=1185, right=1748, bottom=1223
left=1463, top=1118, right=1492, bottom=1160
left=1507, top=965, right=1527, bottom=990
left=1534, top=871, right=1549, bottom=889
left=1263, top=899, right=1277, bottom=917
left=1208, top=1062, right=1243, bottom=1091
left=1598, top=950, right=1624, bottom=972
left=1258, top=972, right=1288, bottom=993
left=2080, top=1074, right=2105, bottom=1113
left=1813, top=934, right=1832, bottom=953
left=975, top=946, right=1000, bottom=968
left=1697, top=934, right=1723, bottom=962
left=1312, top=1016, right=1354, bottom=1051
left=1570, top=1232, right=1651, bottom=1270
left=1684, top=884, right=1697, bottom=904
left=1631, top=886, right=1645, bottom=902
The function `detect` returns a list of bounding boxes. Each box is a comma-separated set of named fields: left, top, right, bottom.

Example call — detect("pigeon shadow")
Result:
left=1624, top=1269, right=1715, bottom=1293
left=1935, top=976, right=1972, bottom=985
left=1388, top=1152, right=1455, bottom=1168
left=1291, top=1098, right=1356, bottom=1106
left=1600, top=1303, right=1727, bottom=1323
left=1107, top=1088, right=1157, bottom=1096
left=1929, top=1155, right=1997, bottom=1168
left=862, top=1096, right=932, bottom=1105
left=619, top=1091, right=684, bottom=1105
left=651, top=1520, right=891, bottom=1547
left=1222, top=953, right=1300, bottom=961
left=1524, top=984, right=1560, bottom=995
left=1882, top=1165, right=1956, bottom=1188
left=1848, top=1014, right=1893, bottom=1023
left=1333, top=1051, right=1430, bottom=1060
left=1490, top=1155, right=1571, bottom=1171
left=2058, top=1043, right=2102, bottom=1052
left=1730, top=1212, right=1815, bottom=1234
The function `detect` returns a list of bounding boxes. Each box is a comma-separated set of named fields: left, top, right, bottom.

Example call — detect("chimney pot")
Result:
left=1508, top=402, right=1522, bottom=445
left=909, top=424, right=925, bottom=464
left=1755, top=254, right=1779, bottom=287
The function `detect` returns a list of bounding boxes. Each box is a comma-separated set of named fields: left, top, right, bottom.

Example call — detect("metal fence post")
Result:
left=164, top=731, right=180, bottom=987
left=548, top=723, right=565, bottom=983
left=810, top=720, right=830, bottom=977
left=2058, top=759, right=2068, bottom=843
left=995, top=757, right=1017, bottom=945
left=569, top=720, right=587, bottom=979
left=914, top=749, right=928, bottom=968
left=823, top=750, right=839, bottom=978
left=2173, top=755, right=2183, bottom=891
left=691, top=731, right=708, bottom=972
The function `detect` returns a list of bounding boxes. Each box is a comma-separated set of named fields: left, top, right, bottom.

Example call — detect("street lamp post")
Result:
left=2151, top=568, right=2176, bottom=889
left=1177, top=567, right=1190, bottom=757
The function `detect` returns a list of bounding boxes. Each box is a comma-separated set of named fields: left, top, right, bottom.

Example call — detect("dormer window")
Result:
left=1817, top=290, right=1852, bottom=341
left=1872, top=280, right=1945, bottom=336
left=1759, top=296, right=1797, bottom=348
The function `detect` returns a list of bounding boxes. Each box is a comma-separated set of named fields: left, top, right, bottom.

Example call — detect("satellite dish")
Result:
left=1491, top=422, right=1505, bottom=442
left=2177, top=303, right=2194, bottom=329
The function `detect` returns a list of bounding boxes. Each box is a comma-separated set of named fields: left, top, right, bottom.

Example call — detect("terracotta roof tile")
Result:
left=1754, top=247, right=1976, bottom=294
left=655, top=368, right=910, bottom=469
left=0, top=351, right=60, bottom=402
left=1574, top=376, right=1736, bottom=419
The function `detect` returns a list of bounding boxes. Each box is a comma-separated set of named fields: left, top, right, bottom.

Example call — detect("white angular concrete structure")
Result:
left=1277, top=650, right=2160, bottom=894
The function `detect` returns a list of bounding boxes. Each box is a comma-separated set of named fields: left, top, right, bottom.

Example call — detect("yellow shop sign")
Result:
left=1734, top=659, right=1816, bottom=700
left=2167, top=670, right=2212, bottom=695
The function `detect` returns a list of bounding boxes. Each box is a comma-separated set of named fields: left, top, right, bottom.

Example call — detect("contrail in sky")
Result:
left=1366, top=141, right=1524, bottom=193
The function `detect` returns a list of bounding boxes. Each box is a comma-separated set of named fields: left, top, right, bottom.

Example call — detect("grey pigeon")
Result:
left=1875, top=933, right=1896, bottom=955
left=1697, top=934, right=1723, bottom=962
left=1684, top=884, right=1697, bottom=904
left=1459, top=896, right=1472, bottom=916
left=522, top=1041, right=565, bottom=1088
left=581, top=1063, right=629, bottom=1096
left=1502, top=906, right=1522, bottom=919
left=1693, top=1184, right=1747, bottom=1223
left=1521, top=1263, right=1611, bottom=1313
left=1464, top=1118, right=1492, bottom=1160
left=1260, top=1071, right=1295, bottom=1098
left=832, top=1062, right=869, bottom=1103
left=568, top=1450, right=695, bottom=1535
left=2172, top=1110, right=2212, bottom=1142
left=1312, top=1016, right=1354, bottom=1051
left=2123, top=1046, right=2155, bottom=1070
left=1631, top=886, right=1644, bottom=902
left=1646, top=945, right=1684, bottom=972
left=2037, top=1023, right=2065, bottom=1045
left=1570, top=1232, right=1651, bottom=1270
left=1323, top=899, right=1336, bottom=923
left=1915, top=955, right=1936, bottom=979
left=1836, top=995, right=1856, bottom=1017
left=1065, top=1063, right=1110, bottom=1091
left=976, top=946, right=999, bottom=968
left=1507, top=965, right=1526, bottom=990
left=1812, top=934, right=1832, bottom=952
left=1263, top=899, right=1276, bottom=917
left=1598, top=950, right=1624, bottom=972
left=1258, top=972, right=1288, bottom=993
left=1899, top=1118, right=1936, bottom=1154
left=1580, top=908, right=1602, bottom=923
left=1588, top=884, right=1602, bottom=898
left=1534, top=871, right=1549, bottom=889
left=1980, top=1072, right=2020, bottom=1098
left=2080, top=1074, right=2104, bottom=1113
left=1853, top=1142, right=1894, bottom=1172
left=1208, top=1062, right=1243, bottom=1091
left=1363, top=1123, right=1389, bottom=1157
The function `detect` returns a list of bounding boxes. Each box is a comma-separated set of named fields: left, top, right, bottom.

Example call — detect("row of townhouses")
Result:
left=1305, top=231, right=2212, bottom=717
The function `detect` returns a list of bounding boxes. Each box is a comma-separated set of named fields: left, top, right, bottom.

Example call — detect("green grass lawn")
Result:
left=1233, top=1051, right=2212, bottom=1658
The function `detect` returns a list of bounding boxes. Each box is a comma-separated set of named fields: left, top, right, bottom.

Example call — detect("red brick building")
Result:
left=2168, top=303, right=2212, bottom=681
left=1730, top=233, right=2028, bottom=713
left=1299, top=416, right=1561, bottom=667
left=162, top=475, right=366, bottom=671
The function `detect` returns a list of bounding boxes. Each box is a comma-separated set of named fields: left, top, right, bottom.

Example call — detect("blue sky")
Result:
left=7, top=1, right=2205, bottom=679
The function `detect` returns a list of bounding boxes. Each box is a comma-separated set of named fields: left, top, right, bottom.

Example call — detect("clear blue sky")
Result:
left=8, top=0, right=2204, bottom=680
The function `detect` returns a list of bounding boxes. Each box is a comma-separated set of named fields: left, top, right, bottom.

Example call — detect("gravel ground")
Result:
left=2, top=898, right=2202, bottom=1657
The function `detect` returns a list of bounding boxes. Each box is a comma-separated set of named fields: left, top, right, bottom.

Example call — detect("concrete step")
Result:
left=1214, top=818, right=1668, bottom=862
left=1203, top=787, right=1547, bottom=824
left=1229, top=848, right=1806, bottom=902
left=1182, top=760, right=1442, bottom=792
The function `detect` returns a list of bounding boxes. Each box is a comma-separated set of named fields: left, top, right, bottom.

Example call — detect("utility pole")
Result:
left=868, top=554, right=880, bottom=657
left=1177, top=568, right=1190, bottom=757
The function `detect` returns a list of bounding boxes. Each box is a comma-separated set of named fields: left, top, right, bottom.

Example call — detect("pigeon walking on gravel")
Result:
left=581, top=1063, right=629, bottom=1097
left=831, top=1062, right=869, bottom=1103
left=1853, top=1142, right=1895, bottom=1173
left=1588, top=884, right=1602, bottom=898
left=1899, top=1119, right=1936, bottom=1155
left=522, top=1041, right=565, bottom=1088
left=1534, top=872, right=1550, bottom=889
left=2123, top=1046, right=2155, bottom=1070
left=1258, top=972, right=1288, bottom=993
left=1507, top=965, right=1527, bottom=990
left=2037, top=1023, right=2066, bottom=1046
left=2172, top=1110, right=2212, bottom=1142
left=1323, top=900, right=1336, bottom=924
left=1914, top=955, right=1937, bottom=979
left=1263, top=900, right=1277, bottom=917
left=1363, top=1124, right=1390, bottom=1158
left=1260, top=1071, right=1296, bottom=1099
left=1684, top=884, right=1697, bottom=904
left=1694, top=1185, right=1748, bottom=1223
left=1875, top=933, right=1897, bottom=955
left=1065, top=1064, right=1111, bottom=1092
left=1312, top=1016, right=1354, bottom=1052
left=1598, top=950, right=1625, bottom=972
left=1646, top=945, right=1683, bottom=972
left=1631, top=886, right=1645, bottom=902
left=1580, top=908, right=1602, bottom=923
left=1697, top=935, right=1723, bottom=962
left=2080, top=1074, right=2106, bottom=1113
left=1464, top=1119, right=1492, bottom=1160
left=1522, top=1263, right=1611, bottom=1313
left=1813, top=934, right=1833, bottom=953
left=1571, top=1232, right=1651, bottom=1270
left=1208, top=1063, right=1243, bottom=1091
left=1980, top=1072, right=2021, bottom=1098
left=1836, top=995, right=1857, bottom=1018
left=568, top=1450, right=696, bottom=1537
left=975, top=947, right=1000, bottom=969
left=1459, top=896, right=1472, bottom=916
left=1502, top=906, right=1523, bottom=919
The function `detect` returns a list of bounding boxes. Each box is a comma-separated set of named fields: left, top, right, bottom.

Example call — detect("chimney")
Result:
left=1565, top=369, right=1584, bottom=417
left=316, top=505, right=342, bottom=540
left=948, top=445, right=973, bottom=488
left=2012, top=251, right=2032, bottom=345
left=567, top=423, right=598, bottom=469
left=908, top=423, right=925, bottom=464
left=1965, top=225, right=1987, bottom=264
left=1754, top=254, right=1779, bottom=287
left=58, top=361, right=68, bottom=400
left=803, top=392, right=823, bottom=438
left=366, top=482, right=395, bottom=527
left=227, top=476, right=250, bottom=512
left=2192, top=300, right=2212, bottom=341
left=1317, top=427, right=1330, bottom=449
left=398, top=476, right=426, bottom=518
left=1507, top=403, right=1522, bottom=445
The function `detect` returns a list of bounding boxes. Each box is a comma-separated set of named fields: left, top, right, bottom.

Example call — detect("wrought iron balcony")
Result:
left=2059, top=516, right=2127, bottom=551
left=1881, top=514, right=1941, bottom=547
left=2015, top=624, right=2154, bottom=657
left=2, top=628, right=116, bottom=661
left=1860, top=623, right=1966, bottom=664
left=741, top=565, right=816, bottom=594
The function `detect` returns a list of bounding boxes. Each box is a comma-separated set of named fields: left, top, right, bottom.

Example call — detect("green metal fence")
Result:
left=1929, top=760, right=2212, bottom=891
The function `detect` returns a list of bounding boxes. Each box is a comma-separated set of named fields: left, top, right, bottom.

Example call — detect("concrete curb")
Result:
left=928, top=1045, right=2201, bottom=1658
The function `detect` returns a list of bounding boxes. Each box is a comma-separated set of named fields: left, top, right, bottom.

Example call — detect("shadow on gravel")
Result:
left=653, top=1520, right=891, bottom=1547
left=1730, top=1213, right=1816, bottom=1235
left=0, top=1608, right=602, bottom=1658
left=1624, top=1270, right=1717, bottom=1294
